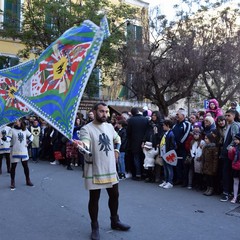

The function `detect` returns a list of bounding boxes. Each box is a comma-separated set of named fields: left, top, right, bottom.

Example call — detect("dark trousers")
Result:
left=132, top=151, right=144, bottom=178
left=145, top=167, right=154, bottom=181
left=176, top=147, right=187, bottom=184
left=31, top=148, right=39, bottom=162
left=11, top=160, right=30, bottom=181
left=88, top=183, right=119, bottom=223
left=0, top=153, right=10, bottom=173
left=221, top=157, right=233, bottom=195
left=124, top=151, right=134, bottom=174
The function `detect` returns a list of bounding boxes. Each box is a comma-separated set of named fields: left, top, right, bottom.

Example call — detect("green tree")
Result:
left=0, top=0, right=138, bottom=96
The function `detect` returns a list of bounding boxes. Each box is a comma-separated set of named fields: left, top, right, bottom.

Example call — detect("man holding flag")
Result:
left=0, top=16, right=126, bottom=239
left=74, top=102, right=130, bottom=240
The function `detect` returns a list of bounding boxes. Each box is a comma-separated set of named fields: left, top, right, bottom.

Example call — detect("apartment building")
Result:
left=0, top=0, right=151, bottom=114
left=0, top=0, right=24, bottom=68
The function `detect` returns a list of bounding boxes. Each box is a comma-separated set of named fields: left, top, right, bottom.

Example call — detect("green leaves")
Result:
left=1, top=0, right=139, bottom=94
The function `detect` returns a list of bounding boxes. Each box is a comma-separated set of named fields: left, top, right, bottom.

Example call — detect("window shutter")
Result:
left=4, top=0, right=21, bottom=31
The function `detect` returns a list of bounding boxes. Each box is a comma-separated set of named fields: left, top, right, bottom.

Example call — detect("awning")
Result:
left=108, top=105, right=133, bottom=115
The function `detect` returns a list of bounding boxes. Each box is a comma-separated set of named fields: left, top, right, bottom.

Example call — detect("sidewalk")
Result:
left=0, top=160, right=240, bottom=240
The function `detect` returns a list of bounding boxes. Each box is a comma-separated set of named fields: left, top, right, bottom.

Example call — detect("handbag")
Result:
left=232, top=160, right=240, bottom=170
left=54, top=151, right=64, bottom=160
left=155, top=155, right=163, bottom=166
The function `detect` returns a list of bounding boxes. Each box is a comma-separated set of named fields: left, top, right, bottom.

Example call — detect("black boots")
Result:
left=110, top=215, right=131, bottom=231
left=91, top=222, right=100, bottom=240
left=26, top=179, right=34, bottom=187
left=90, top=216, right=130, bottom=239
left=10, top=179, right=33, bottom=190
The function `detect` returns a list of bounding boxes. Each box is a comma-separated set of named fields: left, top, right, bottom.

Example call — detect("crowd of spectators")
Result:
left=110, top=99, right=240, bottom=203
left=0, top=99, right=240, bottom=203
left=0, top=112, right=90, bottom=175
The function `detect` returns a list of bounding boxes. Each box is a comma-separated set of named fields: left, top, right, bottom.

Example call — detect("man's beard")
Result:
left=95, top=114, right=107, bottom=123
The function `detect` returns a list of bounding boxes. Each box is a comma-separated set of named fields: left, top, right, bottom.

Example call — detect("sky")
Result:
left=146, top=0, right=238, bottom=7
left=146, top=0, right=180, bottom=8
left=145, top=0, right=181, bottom=19
left=145, top=0, right=239, bottom=19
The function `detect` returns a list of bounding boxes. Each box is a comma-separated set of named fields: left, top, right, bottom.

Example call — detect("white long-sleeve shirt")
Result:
left=0, top=126, right=11, bottom=154
left=7, top=127, right=33, bottom=162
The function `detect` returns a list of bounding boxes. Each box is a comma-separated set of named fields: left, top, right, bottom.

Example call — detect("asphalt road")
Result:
left=0, top=160, right=240, bottom=240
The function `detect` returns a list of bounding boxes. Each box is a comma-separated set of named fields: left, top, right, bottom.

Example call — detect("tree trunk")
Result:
left=157, top=102, right=169, bottom=118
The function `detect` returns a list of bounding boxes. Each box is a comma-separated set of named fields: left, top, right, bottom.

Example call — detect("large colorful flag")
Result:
left=0, top=60, right=35, bottom=127
left=15, top=17, right=110, bottom=139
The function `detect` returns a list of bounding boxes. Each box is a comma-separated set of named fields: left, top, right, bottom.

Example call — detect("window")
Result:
left=3, top=0, right=21, bottom=31
left=0, top=55, right=19, bottom=69
left=85, top=68, right=101, bottom=98
left=126, top=23, right=143, bottom=53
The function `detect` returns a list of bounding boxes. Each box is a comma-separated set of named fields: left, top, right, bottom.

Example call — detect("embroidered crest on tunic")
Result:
left=18, top=132, right=24, bottom=143
left=98, top=133, right=111, bottom=156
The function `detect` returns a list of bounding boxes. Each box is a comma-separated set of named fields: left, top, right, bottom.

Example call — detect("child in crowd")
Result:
left=205, top=99, right=223, bottom=121
left=228, top=133, right=240, bottom=203
left=142, top=141, right=158, bottom=182
left=184, top=123, right=204, bottom=189
left=65, top=118, right=82, bottom=170
left=116, top=120, right=128, bottom=179
left=200, top=133, right=219, bottom=196
left=0, top=126, right=11, bottom=174
left=159, top=119, right=176, bottom=189
left=190, top=129, right=205, bottom=190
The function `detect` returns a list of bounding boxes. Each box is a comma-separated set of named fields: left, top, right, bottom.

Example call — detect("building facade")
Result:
left=0, top=0, right=154, bottom=115
left=0, top=0, right=24, bottom=68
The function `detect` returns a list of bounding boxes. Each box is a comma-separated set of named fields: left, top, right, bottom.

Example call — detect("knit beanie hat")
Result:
left=193, top=122, right=203, bottom=132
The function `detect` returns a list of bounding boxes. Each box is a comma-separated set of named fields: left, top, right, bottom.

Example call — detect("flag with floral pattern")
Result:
left=15, top=17, right=110, bottom=139
left=0, top=60, right=35, bottom=127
